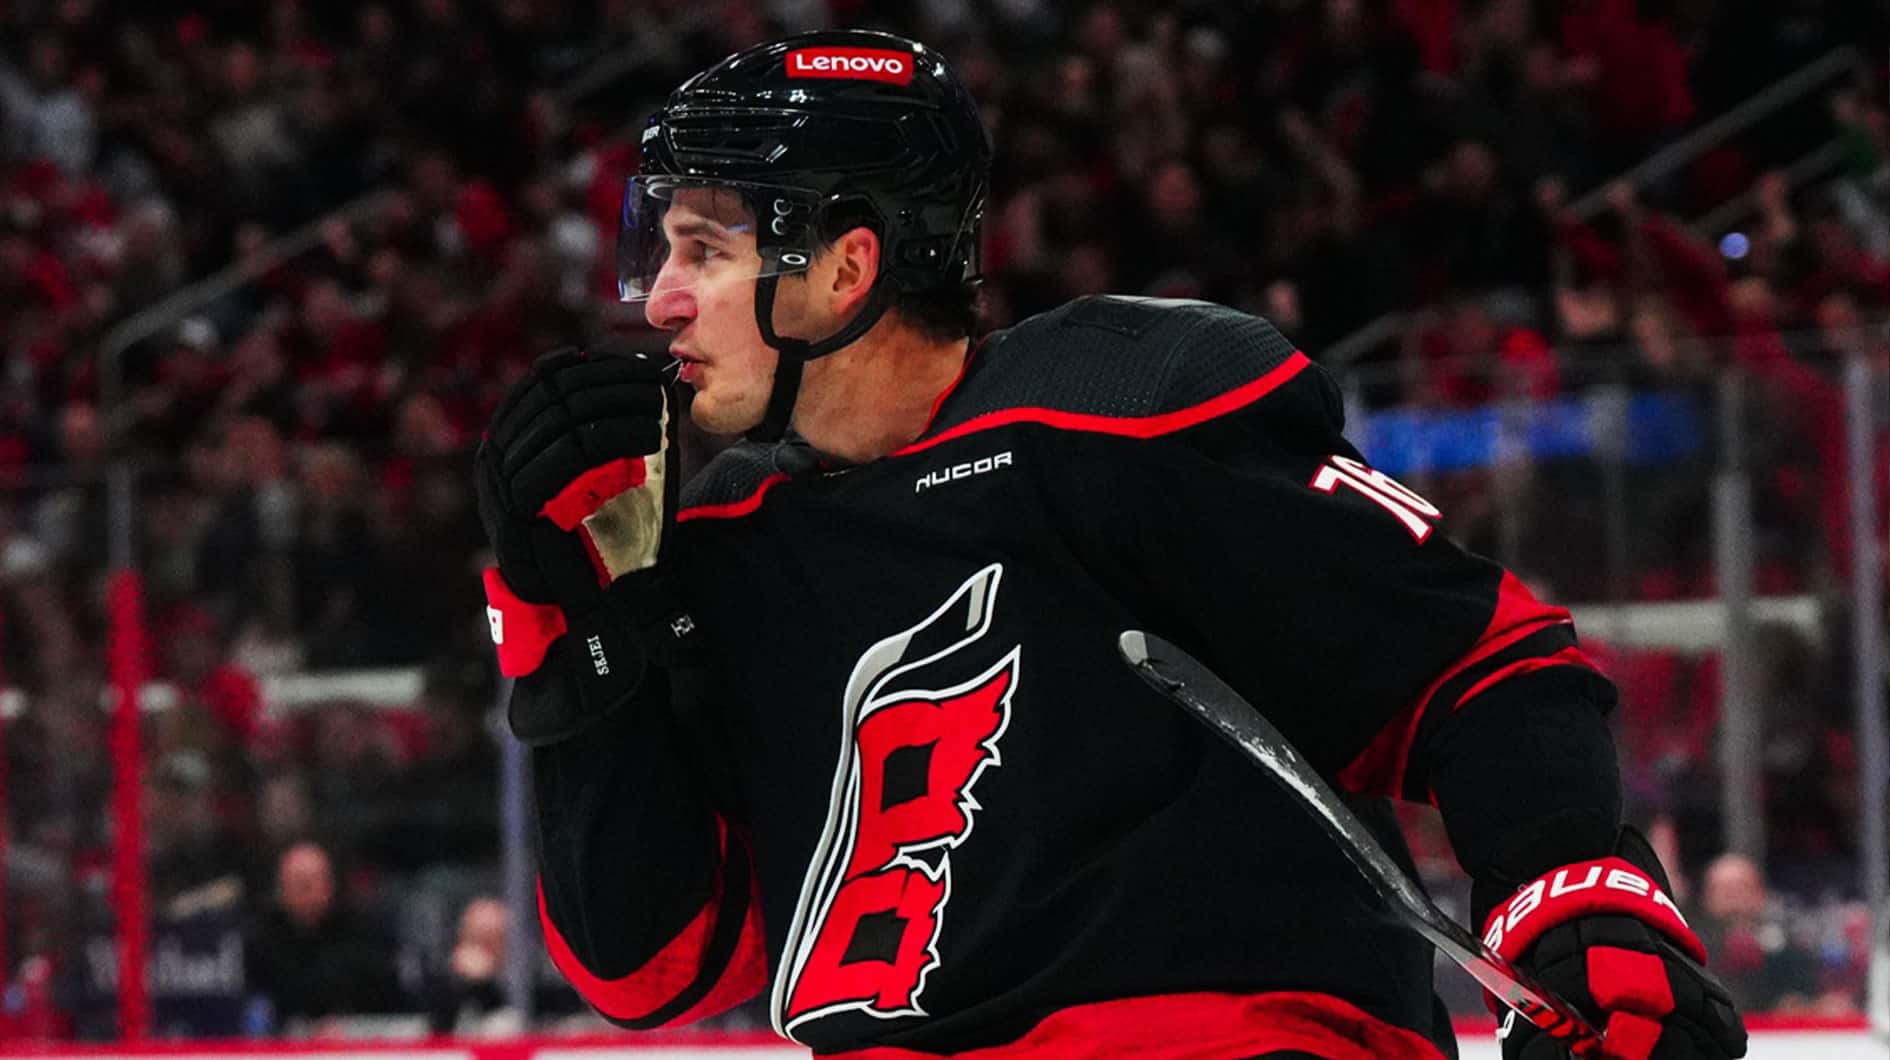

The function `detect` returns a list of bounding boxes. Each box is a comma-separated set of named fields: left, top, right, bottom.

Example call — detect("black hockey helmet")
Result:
left=621, top=29, right=992, bottom=440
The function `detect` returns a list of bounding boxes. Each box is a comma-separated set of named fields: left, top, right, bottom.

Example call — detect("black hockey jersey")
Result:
left=527, top=297, right=1622, bottom=1059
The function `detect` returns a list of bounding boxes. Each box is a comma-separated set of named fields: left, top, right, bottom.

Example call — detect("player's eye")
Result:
left=672, top=239, right=719, bottom=264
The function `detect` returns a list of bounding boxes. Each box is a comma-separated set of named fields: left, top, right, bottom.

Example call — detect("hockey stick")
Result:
left=1116, top=630, right=1604, bottom=1053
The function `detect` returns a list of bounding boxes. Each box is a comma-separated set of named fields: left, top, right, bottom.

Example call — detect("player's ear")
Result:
left=826, top=225, right=880, bottom=315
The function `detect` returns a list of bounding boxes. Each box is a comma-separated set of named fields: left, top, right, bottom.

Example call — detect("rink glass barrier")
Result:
left=0, top=339, right=1883, bottom=1043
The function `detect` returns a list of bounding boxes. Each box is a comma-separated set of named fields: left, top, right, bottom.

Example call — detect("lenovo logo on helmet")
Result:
left=786, top=47, right=914, bottom=86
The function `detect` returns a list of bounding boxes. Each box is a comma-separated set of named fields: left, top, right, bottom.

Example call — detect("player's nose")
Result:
left=644, top=281, right=694, bottom=332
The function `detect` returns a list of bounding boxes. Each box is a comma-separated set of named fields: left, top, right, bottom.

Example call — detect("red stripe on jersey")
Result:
left=537, top=819, right=736, bottom=1022
left=913, top=337, right=984, bottom=437
left=1337, top=572, right=1585, bottom=800
left=675, top=350, right=1305, bottom=523
left=1468, top=571, right=1578, bottom=668
left=1453, top=646, right=1593, bottom=710
left=663, top=880, right=768, bottom=1026
left=1412, top=571, right=1582, bottom=720
left=825, top=990, right=1446, bottom=1060
left=676, top=472, right=791, bottom=523
left=894, top=351, right=1312, bottom=456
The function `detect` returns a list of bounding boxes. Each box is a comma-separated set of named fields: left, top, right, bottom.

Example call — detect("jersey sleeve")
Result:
left=1116, top=309, right=1622, bottom=882
left=527, top=664, right=767, bottom=1028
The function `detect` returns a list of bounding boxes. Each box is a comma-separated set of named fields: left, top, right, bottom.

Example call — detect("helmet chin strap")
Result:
left=746, top=273, right=895, bottom=444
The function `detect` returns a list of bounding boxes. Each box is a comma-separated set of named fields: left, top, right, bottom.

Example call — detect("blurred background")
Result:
left=0, top=0, right=1883, bottom=1047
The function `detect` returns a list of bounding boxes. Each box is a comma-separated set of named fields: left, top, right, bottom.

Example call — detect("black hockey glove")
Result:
left=475, top=345, right=694, bottom=745
left=1474, top=828, right=1746, bottom=1060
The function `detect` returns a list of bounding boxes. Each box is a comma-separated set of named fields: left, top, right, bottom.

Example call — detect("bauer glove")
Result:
left=475, top=345, right=694, bottom=744
left=1475, top=827, right=1747, bottom=1060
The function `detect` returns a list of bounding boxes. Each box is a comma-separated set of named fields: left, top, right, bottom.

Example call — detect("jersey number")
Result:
left=1310, top=455, right=1440, bottom=542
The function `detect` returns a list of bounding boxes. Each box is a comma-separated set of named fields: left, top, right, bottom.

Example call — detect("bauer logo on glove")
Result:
left=1479, top=829, right=1747, bottom=1060
left=1482, top=859, right=1695, bottom=960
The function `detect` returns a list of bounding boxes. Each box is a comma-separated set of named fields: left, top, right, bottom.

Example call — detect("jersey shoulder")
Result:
left=930, top=296, right=1330, bottom=437
left=678, top=441, right=779, bottom=515
left=679, top=297, right=1337, bottom=512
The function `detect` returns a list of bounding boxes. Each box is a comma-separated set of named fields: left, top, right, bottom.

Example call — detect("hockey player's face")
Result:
left=644, top=189, right=782, bottom=434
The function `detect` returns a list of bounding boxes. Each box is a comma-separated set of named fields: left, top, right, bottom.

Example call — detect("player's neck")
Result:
left=793, top=320, right=970, bottom=465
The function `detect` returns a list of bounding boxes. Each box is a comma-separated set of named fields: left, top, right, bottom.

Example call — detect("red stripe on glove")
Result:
left=1481, top=857, right=1706, bottom=965
left=1599, top=1011, right=1666, bottom=1060
left=540, top=457, right=648, bottom=530
left=1588, top=947, right=1675, bottom=1017
left=482, top=567, right=568, bottom=677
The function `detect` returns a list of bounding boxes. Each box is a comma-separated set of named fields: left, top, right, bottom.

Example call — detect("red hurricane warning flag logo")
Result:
left=773, top=565, right=1018, bottom=1040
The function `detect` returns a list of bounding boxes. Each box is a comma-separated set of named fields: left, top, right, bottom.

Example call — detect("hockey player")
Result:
left=474, top=29, right=1747, bottom=1060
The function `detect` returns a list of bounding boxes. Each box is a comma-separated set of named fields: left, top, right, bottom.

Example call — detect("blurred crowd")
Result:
left=0, top=0, right=1884, bottom=1040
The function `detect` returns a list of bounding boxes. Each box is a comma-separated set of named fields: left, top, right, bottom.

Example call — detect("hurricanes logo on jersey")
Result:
left=773, top=564, right=1019, bottom=1041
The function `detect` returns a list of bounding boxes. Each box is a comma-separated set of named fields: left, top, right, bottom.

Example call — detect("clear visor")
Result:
left=617, top=176, right=823, bottom=303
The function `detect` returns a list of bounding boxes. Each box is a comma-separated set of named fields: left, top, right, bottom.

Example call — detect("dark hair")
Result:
left=818, top=200, right=982, bottom=343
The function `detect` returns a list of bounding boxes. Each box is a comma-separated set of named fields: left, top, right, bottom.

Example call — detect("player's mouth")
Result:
left=671, top=347, right=706, bottom=384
